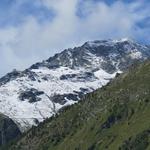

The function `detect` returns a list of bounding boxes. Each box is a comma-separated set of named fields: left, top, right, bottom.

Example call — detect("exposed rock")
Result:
left=0, top=114, right=21, bottom=146
left=19, top=88, right=44, bottom=103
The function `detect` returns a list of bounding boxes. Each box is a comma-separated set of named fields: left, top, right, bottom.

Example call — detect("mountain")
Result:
left=0, top=38, right=150, bottom=132
left=6, top=60, right=150, bottom=150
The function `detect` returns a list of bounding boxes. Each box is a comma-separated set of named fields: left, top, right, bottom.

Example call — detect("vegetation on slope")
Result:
left=5, top=61, right=150, bottom=150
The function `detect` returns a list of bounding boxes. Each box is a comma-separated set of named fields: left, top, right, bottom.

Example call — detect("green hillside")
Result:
left=7, top=61, right=150, bottom=150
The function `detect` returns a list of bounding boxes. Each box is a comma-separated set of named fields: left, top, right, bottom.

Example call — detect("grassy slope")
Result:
left=8, top=61, right=150, bottom=150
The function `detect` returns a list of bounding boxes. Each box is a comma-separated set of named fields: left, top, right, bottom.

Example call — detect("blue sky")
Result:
left=0, top=0, right=150, bottom=77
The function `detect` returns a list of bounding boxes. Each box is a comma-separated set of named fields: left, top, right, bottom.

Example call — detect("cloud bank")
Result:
left=0, top=0, right=150, bottom=76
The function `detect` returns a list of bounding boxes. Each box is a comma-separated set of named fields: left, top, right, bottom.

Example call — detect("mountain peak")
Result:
left=83, top=38, right=133, bottom=47
left=112, top=37, right=131, bottom=43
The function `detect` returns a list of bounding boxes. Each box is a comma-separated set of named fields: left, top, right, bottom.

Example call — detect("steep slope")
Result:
left=7, top=60, right=150, bottom=150
left=0, top=114, right=21, bottom=147
left=0, top=39, right=149, bottom=131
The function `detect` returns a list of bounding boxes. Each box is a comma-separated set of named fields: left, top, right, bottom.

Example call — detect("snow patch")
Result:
left=130, top=51, right=142, bottom=59
left=0, top=66, right=119, bottom=132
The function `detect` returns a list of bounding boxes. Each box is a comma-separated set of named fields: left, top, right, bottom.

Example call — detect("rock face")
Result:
left=0, top=114, right=21, bottom=146
left=0, top=38, right=149, bottom=132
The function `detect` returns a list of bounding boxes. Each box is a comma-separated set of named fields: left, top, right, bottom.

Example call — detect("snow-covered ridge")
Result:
left=0, top=39, right=149, bottom=132
left=0, top=67, right=118, bottom=131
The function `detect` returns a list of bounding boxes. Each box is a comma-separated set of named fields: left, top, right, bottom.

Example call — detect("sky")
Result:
left=0, top=0, right=150, bottom=77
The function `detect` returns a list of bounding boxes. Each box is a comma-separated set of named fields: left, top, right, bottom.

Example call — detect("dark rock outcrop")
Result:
left=19, top=88, right=44, bottom=103
left=0, top=114, right=21, bottom=146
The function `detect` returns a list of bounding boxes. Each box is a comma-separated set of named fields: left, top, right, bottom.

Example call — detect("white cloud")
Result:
left=0, top=0, right=149, bottom=76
